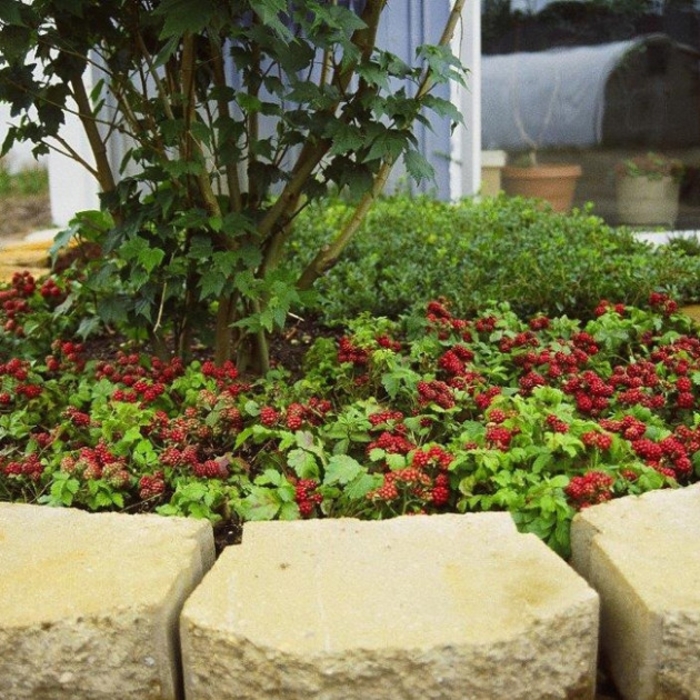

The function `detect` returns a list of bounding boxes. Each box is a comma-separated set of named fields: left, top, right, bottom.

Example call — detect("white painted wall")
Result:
left=451, top=0, right=481, bottom=199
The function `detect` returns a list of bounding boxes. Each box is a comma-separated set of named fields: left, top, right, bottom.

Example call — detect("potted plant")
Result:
left=499, top=75, right=583, bottom=212
left=501, top=151, right=582, bottom=212
left=615, top=152, right=684, bottom=227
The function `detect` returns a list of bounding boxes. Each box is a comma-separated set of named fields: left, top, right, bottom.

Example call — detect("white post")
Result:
left=47, top=63, right=101, bottom=228
left=450, top=0, right=481, bottom=200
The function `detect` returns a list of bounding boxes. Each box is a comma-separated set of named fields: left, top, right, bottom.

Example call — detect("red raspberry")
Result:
left=431, top=486, right=450, bottom=506
left=677, top=392, right=694, bottom=409
left=286, top=403, right=306, bottom=431
left=676, top=377, right=692, bottom=392
left=488, top=409, right=507, bottom=424
left=259, top=406, right=279, bottom=428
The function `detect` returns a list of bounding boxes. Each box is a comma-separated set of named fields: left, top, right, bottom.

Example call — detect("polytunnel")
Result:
left=482, top=34, right=700, bottom=152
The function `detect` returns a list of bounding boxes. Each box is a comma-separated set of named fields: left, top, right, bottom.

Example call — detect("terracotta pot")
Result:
left=616, top=175, right=680, bottom=227
left=501, top=164, right=582, bottom=212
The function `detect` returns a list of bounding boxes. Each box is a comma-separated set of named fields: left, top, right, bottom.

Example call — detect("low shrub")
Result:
left=2, top=284, right=700, bottom=558
left=0, top=160, right=49, bottom=197
left=289, top=194, right=700, bottom=322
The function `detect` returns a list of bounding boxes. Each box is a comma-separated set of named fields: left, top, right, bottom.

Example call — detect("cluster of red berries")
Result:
left=368, top=409, right=404, bottom=427
left=192, top=459, right=228, bottom=479
left=499, top=331, right=540, bottom=353
left=376, top=334, right=402, bottom=352
left=64, top=406, right=92, bottom=428
left=473, top=315, right=498, bottom=334
left=581, top=431, right=613, bottom=450
left=565, top=471, right=615, bottom=509
left=44, top=340, right=85, bottom=374
left=518, top=370, right=547, bottom=395
left=487, top=408, right=508, bottom=424
left=284, top=398, right=332, bottom=430
left=293, top=478, right=323, bottom=517
left=485, top=425, right=518, bottom=451
left=474, top=385, right=502, bottom=411
left=160, top=444, right=196, bottom=467
left=417, top=380, right=455, bottom=409
left=0, top=357, right=29, bottom=381
left=139, top=471, right=166, bottom=500
left=562, top=370, right=613, bottom=415
left=337, top=336, right=370, bottom=366
left=425, top=299, right=471, bottom=338
left=368, top=430, right=415, bottom=456
left=648, top=291, right=678, bottom=315
left=438, top=345, right=475, bottom=377
left=368, top=467, right=430, bottom=502
left=60, top=441, right=129, bottom=485
left=529, top=315, right=551, bottom=331
left=631, top=436, right=692, bottom=479
left=200, top=360, right=248, bottom=396
left=98, top=352, right=182, bottom=382
left=39, top=277, right=65, bottom=302
left=599, top=415, right=648, bottom=441
left=2, top=453, right=43, bottom=481
left=0, top=272, right=38, bottom=336
left=411, top=445, right=454, bottom=470
left=368, top=458, right=452, bottom=508
left=545, top=414, right=569, bottom=434
left=1, top=358, right=43, bottom=403
left=594, top=300, right=626, bottom=317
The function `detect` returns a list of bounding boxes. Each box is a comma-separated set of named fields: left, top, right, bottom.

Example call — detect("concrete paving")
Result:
left=571, top=483, right=700, bottom=700
left=0, top=503, right=215, bottom=700
left=181, top=513, right=599, bottom=700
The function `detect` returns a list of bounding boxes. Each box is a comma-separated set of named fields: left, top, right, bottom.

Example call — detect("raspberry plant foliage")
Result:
left=2, top=282, right=700, bottom=558
left=0, top=0, right=466, bottom=371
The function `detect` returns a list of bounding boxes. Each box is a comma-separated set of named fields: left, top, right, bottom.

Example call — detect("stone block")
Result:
left=571, top=484, right=700, bottom=700
left=181, top=513, right=598, bottom=700
left=0, top=503, right=215, bottom=700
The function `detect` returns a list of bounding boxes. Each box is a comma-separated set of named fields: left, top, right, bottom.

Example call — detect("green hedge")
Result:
left=289, top=194, right=700, bottom=322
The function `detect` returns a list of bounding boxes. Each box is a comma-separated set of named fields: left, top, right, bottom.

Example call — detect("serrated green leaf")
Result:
left=138, top=246, right=165, bottom=273
left=198, top=270, right=227, bottom=300
left=287, top=448, right=319, bottom=480
left=154, top=0, right=218, bottom=38
left=403, top=148, right=435, bottom=184
left=237, top=486, right=281, bottom=521
left=324, top=455, right=363, bottom=486
left=344, top=472, right=382, bottom=500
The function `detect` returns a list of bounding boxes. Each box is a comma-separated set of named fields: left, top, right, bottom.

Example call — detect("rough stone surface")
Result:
left=0, top=503, right=215, bottom=700
left=571, top=484, right=700, bottom=700
left=181, top=513, right=599, bottom=700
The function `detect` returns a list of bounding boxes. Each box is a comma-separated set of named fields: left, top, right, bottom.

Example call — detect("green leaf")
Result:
left=324, top=455, right=363, bottom=486
left=138, top=246, right=165, bottom=274
left=344, top=472, right=382, bottom=500
left=287, top=449, right=320, bottom=480
left=238, top=486, right=282, bottom=521
left=154, top=0, right=219, bottom=38
left=251, top=0, right=291, bottom=39
left=403, top=149, right=435, bottom=184
left=0, top=0, right=23, bottom=24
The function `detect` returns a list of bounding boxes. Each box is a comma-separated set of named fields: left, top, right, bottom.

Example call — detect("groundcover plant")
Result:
left=1, top=273, right=699, bottom=558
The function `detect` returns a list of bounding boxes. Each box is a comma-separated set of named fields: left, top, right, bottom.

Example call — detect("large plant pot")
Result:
left=501, top=164, right=582, bottom=212
left=616, top=175, right=680, bottom=227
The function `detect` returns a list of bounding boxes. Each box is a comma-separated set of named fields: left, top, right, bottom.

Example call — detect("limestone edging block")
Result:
left=0, top=503, right=215, bottom=700
left=181, top=513, right=599, bottom=700
left=570, top=484, right=700, bottom=700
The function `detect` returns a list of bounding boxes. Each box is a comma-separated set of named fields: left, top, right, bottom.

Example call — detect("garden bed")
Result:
left=2, top=278, right=699, bottom=561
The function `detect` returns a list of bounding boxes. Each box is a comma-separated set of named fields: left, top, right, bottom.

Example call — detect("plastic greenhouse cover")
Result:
left=481, top=38, right=640, bottom=151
